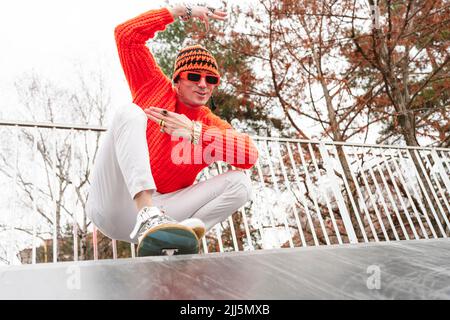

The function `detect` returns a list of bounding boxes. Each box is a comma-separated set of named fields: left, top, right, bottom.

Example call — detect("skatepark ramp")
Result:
left=0, top=120, right=449, bottom=298
left=1, top=238, right=450, bottom=299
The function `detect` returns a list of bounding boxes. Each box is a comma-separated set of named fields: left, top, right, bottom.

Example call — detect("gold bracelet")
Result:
left=191, top=121, right=202, bottom=145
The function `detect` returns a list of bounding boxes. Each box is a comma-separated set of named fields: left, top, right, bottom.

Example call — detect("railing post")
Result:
left=70, top=129, right=79, bottom=262
left=51, top=128, right=58, bottom=263
left=373, top=147, right=409, bottom=240
left=431, top=149, right=450, bottom=193
left=420, top=151, right=450, bottom=231
left=262, top=140, right=295, bottom=248
left=274, top=141, right=306, bottom=247
left=112, top=240, right=117, bottom=260
left=308, top=142, right=343, bottom=244
left=286, top=142, right=319, bottom=246
left=411, top=149, right=447, bottom=237
left=330, top=145, right=369, bottom=243
left=9, top=125, right=20, bottom=265
left=32, top=128, right=38, bottom=264
left=318, top=143, right=358, bottom=244
left=93, top=226, right=98, bottom=260
left=360, top=147, right=400, bottom=241
left=297, top=142, right=330, bottom=245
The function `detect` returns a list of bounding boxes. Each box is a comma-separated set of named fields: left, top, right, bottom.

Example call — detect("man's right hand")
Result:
left=168, top=4, right=228, bottom=31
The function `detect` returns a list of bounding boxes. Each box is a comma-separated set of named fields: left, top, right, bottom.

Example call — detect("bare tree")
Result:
left=0, top=68, right=110, bottom=262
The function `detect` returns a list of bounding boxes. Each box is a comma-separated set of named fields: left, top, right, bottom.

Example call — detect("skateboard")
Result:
left=137, top=223, right=200, bottom=257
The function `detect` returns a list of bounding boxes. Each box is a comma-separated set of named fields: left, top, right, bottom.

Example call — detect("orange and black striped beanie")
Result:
left=172, top=45, right=220, bottom=81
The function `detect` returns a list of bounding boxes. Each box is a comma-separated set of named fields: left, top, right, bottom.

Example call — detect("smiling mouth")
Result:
left=195, top=92, right=208, bottom=97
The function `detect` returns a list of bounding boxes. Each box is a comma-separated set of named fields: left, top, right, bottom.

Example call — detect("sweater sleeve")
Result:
left=114, top=8, right=175, bottom=103
left=200, top=113, right=259, bottom=169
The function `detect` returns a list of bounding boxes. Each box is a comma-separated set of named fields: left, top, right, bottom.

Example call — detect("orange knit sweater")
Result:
left=114, top=8, right=259, bottom=194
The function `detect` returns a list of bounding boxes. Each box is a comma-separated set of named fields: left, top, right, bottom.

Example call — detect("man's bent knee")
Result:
left=226, top=170, right=254, bottom=205
left=112, top=103, right=147, bottom=128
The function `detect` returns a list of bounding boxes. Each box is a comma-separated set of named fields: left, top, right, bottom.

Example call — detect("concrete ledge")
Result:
left=1, top=239, right=450, bottom=299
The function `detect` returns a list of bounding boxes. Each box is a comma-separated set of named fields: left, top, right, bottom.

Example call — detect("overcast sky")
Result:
left=0, top=0, right=231, bottom=119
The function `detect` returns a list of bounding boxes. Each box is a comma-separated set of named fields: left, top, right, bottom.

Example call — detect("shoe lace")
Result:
left=129, top=207, right=177, bottom=239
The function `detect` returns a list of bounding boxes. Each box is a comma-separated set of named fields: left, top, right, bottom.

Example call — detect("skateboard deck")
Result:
left=137, top=224, right=199, bottom=257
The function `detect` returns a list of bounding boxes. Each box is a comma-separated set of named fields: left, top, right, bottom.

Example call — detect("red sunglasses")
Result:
left=179, top=71, right=220, bottom=85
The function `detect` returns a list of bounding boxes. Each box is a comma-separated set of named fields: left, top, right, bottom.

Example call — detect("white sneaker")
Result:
left=130, top=207, right=206, bottom=242
left=129, top=206, right=177, bottom=242
left=179, top=218, right=206, bottom=240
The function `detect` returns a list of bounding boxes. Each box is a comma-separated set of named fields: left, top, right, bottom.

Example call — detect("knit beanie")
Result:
left=172, top=45, right=220, bottom=81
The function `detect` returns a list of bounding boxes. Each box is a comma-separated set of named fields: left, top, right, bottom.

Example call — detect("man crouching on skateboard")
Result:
left=86, top=4, right=258, bottom=256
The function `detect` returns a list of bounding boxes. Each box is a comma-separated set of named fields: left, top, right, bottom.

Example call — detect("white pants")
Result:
left=86, top=104, right=253, bottom=244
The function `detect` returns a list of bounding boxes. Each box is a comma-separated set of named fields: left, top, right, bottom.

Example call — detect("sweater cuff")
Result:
left=138, top=7, right=175, bottom=31
left=160, top=7, right=176, bottom=25
left=118, top=7, right=175, bottom=42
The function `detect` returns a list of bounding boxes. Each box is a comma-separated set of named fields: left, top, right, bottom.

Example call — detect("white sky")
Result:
left=0, top=0, right=374, bottom=142
left=0, top=0, right=232, bottom=118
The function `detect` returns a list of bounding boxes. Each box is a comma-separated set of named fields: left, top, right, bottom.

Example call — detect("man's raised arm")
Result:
left=114, top=7, right=182, bottom=101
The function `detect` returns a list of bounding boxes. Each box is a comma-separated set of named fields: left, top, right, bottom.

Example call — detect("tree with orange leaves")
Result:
left=212, top=0, right=449, bottom=242
left=348, top=0, right=449, bottom=147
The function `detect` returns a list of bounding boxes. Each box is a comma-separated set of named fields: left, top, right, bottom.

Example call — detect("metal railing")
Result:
left=0, top=120, right=449, bottom=265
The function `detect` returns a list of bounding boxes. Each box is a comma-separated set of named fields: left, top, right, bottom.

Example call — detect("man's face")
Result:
left=175, top=70, right=219, bottom=108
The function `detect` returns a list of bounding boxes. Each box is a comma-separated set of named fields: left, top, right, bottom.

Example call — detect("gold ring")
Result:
left=159, top=119, right=166, bottom=133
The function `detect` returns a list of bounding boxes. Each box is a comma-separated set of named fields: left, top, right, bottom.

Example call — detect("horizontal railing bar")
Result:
left=255, top=136, right=450, bottom=151
left=1, top=120, right=449, bottom=152
left=0, top=120, right=449, bottom=151
left=0, top=120, right=106, bottom=132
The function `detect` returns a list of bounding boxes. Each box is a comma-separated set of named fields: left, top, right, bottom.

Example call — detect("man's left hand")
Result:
left=145, top=107, right=194, bottom=141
